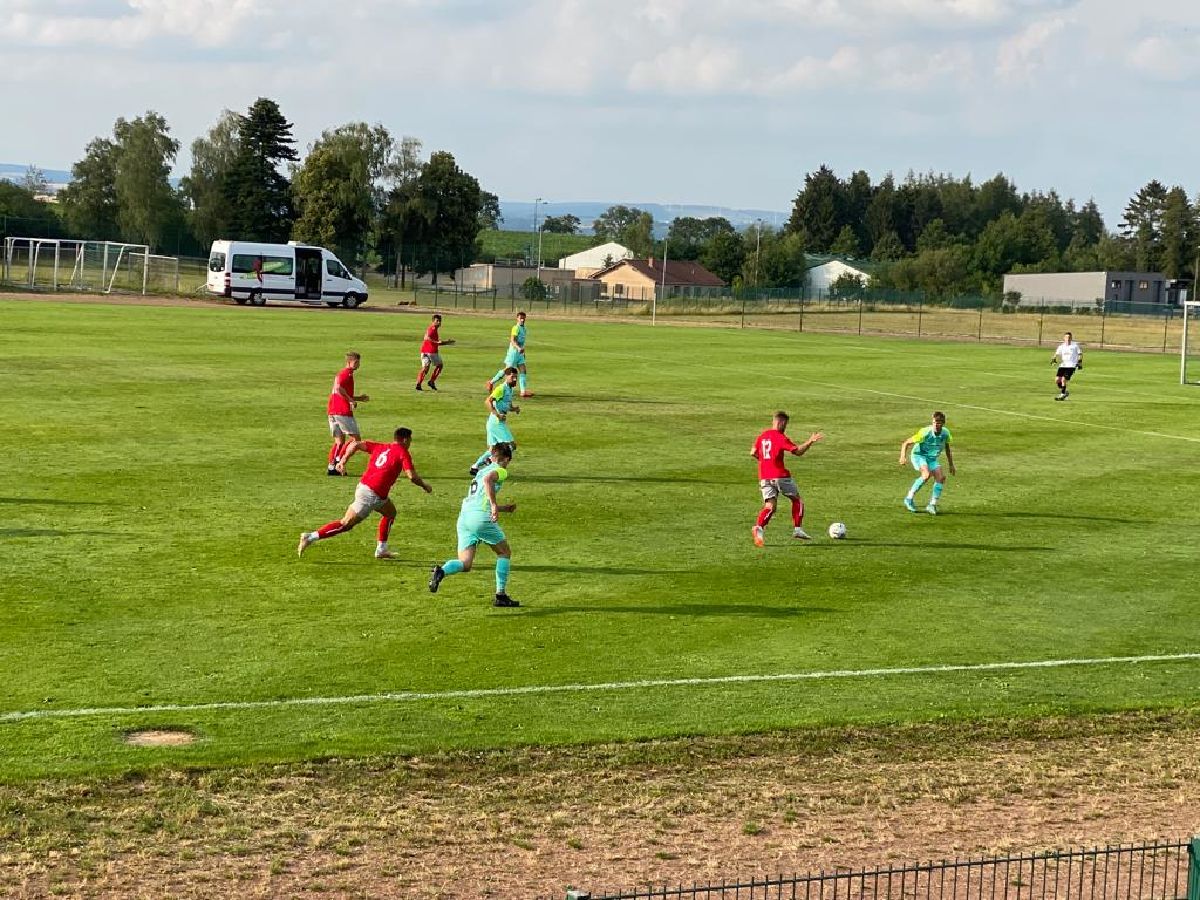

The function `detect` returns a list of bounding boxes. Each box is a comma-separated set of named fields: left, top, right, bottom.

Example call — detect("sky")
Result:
left=2, top=0, right=1199, bottom=227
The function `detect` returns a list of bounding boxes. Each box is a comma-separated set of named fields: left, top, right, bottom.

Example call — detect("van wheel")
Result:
left=341, top=293, right=360, bottom=309
left=235, top=297, right=248, bottom=306
left=248, top=291, right=265, bottom=306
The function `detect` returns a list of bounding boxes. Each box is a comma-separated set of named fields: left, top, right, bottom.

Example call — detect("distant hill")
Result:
left=499, top=200, right=789, bottom=235
left=0, top=163, right=72, bottom=192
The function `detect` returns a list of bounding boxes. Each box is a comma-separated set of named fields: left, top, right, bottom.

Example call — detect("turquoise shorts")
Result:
left=457, top=513, right=506, bottom=551
left=487, top=414, right=515, bottom=446
left=505, top=350, right=525, bottom=367
left=911, top=453, right=941, bottom=472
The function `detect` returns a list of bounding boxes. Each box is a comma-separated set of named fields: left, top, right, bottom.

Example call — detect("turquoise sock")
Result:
left=442, top=560, right=464, bottom=576
left=518, top=373, right=527, bottom=393
left=907, top=476, right=926, bottom=498
left=495, top=557, right=511, bottom=593
left=473, top=450, right=491, bottom=470
left=492, top=368, right=506, bottom=384
left=931, top=482, right=944, bottom=502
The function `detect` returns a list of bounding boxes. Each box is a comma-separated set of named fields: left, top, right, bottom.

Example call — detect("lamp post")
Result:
left=534, top=197, right=545, bottom=280
left=654, top=220, right=671, bottom=326
left=752, top=218, right=763, bottom=293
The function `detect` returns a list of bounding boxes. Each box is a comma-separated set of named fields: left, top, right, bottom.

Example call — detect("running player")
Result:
left=470, top=367, right=519, bottom=475
left=428, top=442, right=519, bottom=607
left=750, top=411, right=824, bottom=546
left=1051, top=331, right=1083, bottom=401
left=899, top=411, right=956, bottom=515
left=415, top=313, right=455, bottom=391
left=298, top=427, right=432, bottom=559
left=487, top=311, right=531, bottom=397
left=326, top=351, right=369, bottom=476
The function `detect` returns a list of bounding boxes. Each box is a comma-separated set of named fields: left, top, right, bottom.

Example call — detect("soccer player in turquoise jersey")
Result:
left=487, top=311, right=531, bottom=397
left=471, top=367, right=520, bottom=474
left=898, top=411, right=956, bottom=515
left=429, top=443, right=519, bottom=607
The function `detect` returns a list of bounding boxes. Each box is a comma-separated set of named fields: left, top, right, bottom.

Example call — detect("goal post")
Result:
left=1183, top=301, right=1200, bottom=385
left=2, top=237, right=153, bottom=294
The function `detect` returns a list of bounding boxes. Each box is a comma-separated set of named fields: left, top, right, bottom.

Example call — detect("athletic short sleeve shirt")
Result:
left=421, top=325, right=440, bottom=354
left=489, top=382, right=514, bottom=415
left=753, top=429, right=799, bottom=480
left=911, top=426, right=951, bottom=459
left=327, top=367, right=355, bottom=416
left=1057, top=341, right=1082, bottom=367
left=358, top=441, right=413, bottom=498
left=462, top=463, right=508, bottom=513
left=512, top=324, right=526, bottom=348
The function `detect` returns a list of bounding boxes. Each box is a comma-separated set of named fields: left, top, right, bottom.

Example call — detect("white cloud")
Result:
left=1126, top=34, right=1200, bottom=82
left=995, top=14, right=1067, bottom=81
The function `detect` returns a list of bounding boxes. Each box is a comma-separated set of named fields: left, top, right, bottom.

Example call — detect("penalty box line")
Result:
left=3, top=652, right=1200, bottom=724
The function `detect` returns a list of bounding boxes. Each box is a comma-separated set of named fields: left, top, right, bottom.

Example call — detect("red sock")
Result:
left=416, top=366, right=427, bottom=385
left=790, top=498, right=804, bottom=526
left=430, top=365, right=443, bottom=384
left=327, top=441, right=342, bottom=466
left=317, top=520, right=352, bottom=540
left=756, top=507, right=774, bottom=528
left=377, top=516, right=393, bottom=543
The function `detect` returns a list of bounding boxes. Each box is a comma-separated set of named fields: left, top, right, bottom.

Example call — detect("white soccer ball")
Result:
left=827, top=522, right=847, bottom=540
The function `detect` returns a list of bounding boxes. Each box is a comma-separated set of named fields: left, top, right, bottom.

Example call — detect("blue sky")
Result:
left=2, top=0, right=1198, bottom=226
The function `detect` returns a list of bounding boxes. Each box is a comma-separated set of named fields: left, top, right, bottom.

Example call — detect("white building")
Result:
left=558, top=242, right=633, bottom=277
left=807, top=259, right=872, bottom=293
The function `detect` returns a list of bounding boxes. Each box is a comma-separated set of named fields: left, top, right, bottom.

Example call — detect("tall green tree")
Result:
left=620, top=211, right=655, bottom=258
left=478, top=191, right=503, bottom=230
left=223, top=98, right=299, bottom=242
left=112, top=112, right=183, bottom=248
left=1120, top=179, right=1168, bottom=271
left=666, top=216, right=734, bottom=260
left=830, top=224, right=860, bottom=257
left=181, top=110, right=240, bottom=247
left=0, top=182, right=62, bottom=237
left=593, top=205, right=644, bottom=241
left=698, top=229, right=745, bottom=285
left=541, top=214, right=580, bottom=234
left=1158, top=186, right=1194, bottom=279
left=787, top=164, right=844, bottom=252
left=59, top=138, right=120, bottom=240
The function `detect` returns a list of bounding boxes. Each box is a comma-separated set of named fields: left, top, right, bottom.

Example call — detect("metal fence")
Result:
left=566, top=839, right=1197, bottom=900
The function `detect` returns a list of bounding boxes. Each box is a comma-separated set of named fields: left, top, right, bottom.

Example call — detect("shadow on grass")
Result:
left=0, top=528, right=118, bottom=538
left=517, top=474, right=710, bottom=485
left=837, top=541, right=1055, bottom=552
left=309, top=561, right=686, bottom=575
left=0, top=497, right=105, bottom=506
left=951, top=510, right=1140, bottom=525
left=537, top=393, right=681, bottom=406
left=521, top=604, right=833, bottom=618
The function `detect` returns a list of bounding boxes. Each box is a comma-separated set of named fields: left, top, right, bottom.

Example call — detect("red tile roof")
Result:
left=590, top=257, right=726, bottom=287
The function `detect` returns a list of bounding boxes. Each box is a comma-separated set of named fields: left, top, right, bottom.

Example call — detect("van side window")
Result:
left=233, top=254, right=292, bottom=275
left=208, top=253, right=226, bottom=272
left=327, top=260, right=351, bottom=279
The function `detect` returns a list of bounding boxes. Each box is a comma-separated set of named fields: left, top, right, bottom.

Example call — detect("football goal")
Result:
left=1, top=238, right=155, bottom=294
left=1183, top=300, right=1200, bottom=385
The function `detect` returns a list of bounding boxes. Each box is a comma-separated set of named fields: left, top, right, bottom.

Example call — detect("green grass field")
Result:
left=478, top=228, right=599, bottom=263
left=3, top=298, right=1200, bottom=783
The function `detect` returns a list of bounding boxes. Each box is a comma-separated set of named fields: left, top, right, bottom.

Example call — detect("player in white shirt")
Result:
left=1051, top=332, right=1083, bottom=401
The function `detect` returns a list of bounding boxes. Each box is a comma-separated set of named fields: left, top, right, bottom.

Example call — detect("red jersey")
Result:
left=358, top=442, right=414, bottom=498
left=420, top=324, right=440, bottom=354
left=327, top=367, right=355, bottom=416
left=753, top=429, right=799, bottom=480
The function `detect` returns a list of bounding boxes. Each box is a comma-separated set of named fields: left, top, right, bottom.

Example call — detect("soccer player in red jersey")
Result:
left=326, top=351, right=369, bottom=476
left=415, top=314, right=455, bottom=391
left=750, top=411, right=823, bottom=546
left=298, top=427, right=433, bottom=560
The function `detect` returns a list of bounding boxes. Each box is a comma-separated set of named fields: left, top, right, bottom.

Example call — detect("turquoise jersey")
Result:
left=462, top=463, right=508, bottom=515
left=911, top=426, right=951, bottom=459
left=511, top=323, right=526, bottom=350
left=489, top=381, right=515, bottom=415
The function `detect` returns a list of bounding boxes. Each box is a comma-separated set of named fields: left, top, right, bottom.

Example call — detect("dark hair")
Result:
left=490, top=442, right=513, bottom=461
left=345, top=351, right=360, bottom=360
left=1064, top=331, right=1072, bottom=339
left=432, top=314, right=442, bottom=322
left=516, top=311, right=526, bottom=318
left=394, top=427, right=413, bottom=441
left=504, top=366, right=519, bottom=376
left=774, top=411, right=789, bottom=422
left=932, top=411, right=946, bottom=423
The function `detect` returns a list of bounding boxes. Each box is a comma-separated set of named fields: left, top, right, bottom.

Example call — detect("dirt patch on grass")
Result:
left=3, top=712, right=1200, bottom=899
left=122, top=730, right=196, bottom=748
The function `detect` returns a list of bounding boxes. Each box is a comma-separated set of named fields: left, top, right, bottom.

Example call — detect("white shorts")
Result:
left=349, top=483, right=387, bottom=517
left=328, top=414, right=359, bottom=438
left=421, top=352, right=443, bottom=367
left=759, top=477, right=800, bottom=502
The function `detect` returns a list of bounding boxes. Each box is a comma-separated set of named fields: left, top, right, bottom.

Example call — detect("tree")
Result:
left=0, top=181, right=62, bottom=238
left=181, top=110, right=240, bottom=247
left=593, top=205, right=644, bottom=241
left=59, top=137, right=120, bottom=240
left=19, top=166, right=47, bottom=195
left=666, top=216, right=734, bottom=260
left=699, top=230, right=745, bottom=285
left=112, top=112, right=183, bottom=248
left=383, top=150, right=486, bottom=282
left=916, top=218, right=952, bottom=253
left=830, top=224, right=860, bottom=257
left=870, top=230, right=905, bottom=261
left=223, top=98, right=299, bottom=242
left=478, top=191, right=503, bottom=230
left=1157, top=187, right=1194, bottom=279
left=619, top=210, right=654, bottom=258
left=541, top=214, right=580, bottom=234
left=293, top=122, right=399, bottom=266
left=787, top=164, right=844, bottom=252
left=743, top=227, right=805, bottom=288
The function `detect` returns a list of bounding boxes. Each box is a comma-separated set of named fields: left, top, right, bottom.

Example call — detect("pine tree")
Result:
left=224, top=98, right=298, bottom=242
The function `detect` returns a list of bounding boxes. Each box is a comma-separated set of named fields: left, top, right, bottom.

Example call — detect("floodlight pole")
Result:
left=656, top=224, right=669, bottom=327
left=534, top=197, right=544, bottom=280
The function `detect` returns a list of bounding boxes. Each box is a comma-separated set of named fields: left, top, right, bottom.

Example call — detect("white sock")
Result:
left=376, top=541, right=388, bottom=552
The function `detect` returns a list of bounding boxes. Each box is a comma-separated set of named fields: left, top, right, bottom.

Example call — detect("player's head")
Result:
left=393, top=427, right=413, bottom=447
left=489, top=442, right=513, bottom=465
left=345, top=351, right=361, bottom=370
left=516, top=311, right=526, bottom=322
left=931, top=410, right=946, bottom=432
left=773, top=410, right=789, bottom=431
left=1063, top=331, right=1072, bottom=341
left=431, top=314, right=442, bottom=324
left=503, top=366, right=519, bottom=384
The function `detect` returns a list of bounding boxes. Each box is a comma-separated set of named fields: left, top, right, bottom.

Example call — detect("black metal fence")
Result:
left=567, top=839, right=1197, bottom=900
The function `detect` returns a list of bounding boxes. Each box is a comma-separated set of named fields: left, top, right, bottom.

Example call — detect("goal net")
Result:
left=1183, top=301, right=1200, bottom=385
left=2, top=238, right=153, bottom=294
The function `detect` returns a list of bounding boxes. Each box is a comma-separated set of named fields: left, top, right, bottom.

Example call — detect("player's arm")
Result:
left=899, top=436, right=915, bottom=464
left=402, top=465, right=433, bottom=494
left=438, top=338, right=456, bottom=347
left=485, top=393, right=504, bottom=419
left=750, top=441, right=760, bottom=459
left=483, top=470, right=516, bottom=520
left=336, top=378, right=368, bottom=405
left=944, top=443, right=957, bottom=476
left=789, top=432, right=824, bottom=457
left=337, top=439, right=371, bottom=472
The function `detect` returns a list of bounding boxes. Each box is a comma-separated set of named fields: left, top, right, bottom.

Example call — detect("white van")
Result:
left=206, top=240, right=369, bottom=308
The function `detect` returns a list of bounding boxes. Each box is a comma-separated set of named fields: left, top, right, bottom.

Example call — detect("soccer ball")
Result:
left=827, top=522, right=847, bottom=540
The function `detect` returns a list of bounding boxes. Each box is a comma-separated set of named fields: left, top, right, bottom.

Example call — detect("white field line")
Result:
left=3, top=652, right=1199, bottom=725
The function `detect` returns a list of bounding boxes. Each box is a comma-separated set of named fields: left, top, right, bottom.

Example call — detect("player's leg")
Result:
left=298, top=504, right=364, bottom=556
left=429, top=527, right=479, bottom=592
left=374, top=499, right=398, bottom=559
left=927, top=467, right=946, bottom=514
left=517, top=362, right=531, bottom=397
left=488, top=539, right=517, bottom=607
left=338, top=431, right=361, bottom=469
left=429, top=363, right=443, bottom=390
left=752, top=481, right=777, bottom=546
left=416, top=357, right=430, bottom=389
left=784, top=483, right=809, bottom=540
left=905, top=458, right=930, bottom=512
left=327, top=418, right=345, bottom=475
